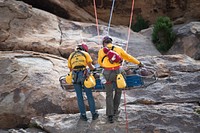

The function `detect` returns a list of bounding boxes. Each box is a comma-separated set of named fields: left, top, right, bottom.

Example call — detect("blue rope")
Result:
left=107, top=0, right=116, bottom=35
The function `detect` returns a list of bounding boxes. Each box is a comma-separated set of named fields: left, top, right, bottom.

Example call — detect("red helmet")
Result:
left=77, top=43, right=88, bottom=52
left=102, top=36, right=112, bottom=44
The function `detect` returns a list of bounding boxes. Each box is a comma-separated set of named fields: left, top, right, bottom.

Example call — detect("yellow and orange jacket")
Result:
left=68, top=50, right=93, bottom=69
left=98, top=43, right=140, bottom=68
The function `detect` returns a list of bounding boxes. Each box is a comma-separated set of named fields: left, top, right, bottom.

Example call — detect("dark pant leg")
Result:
left=103, top=69, right=118, bottom=116
left=104, top=83, right=114, bottom=116
left=113, top=82, right=122, bottom=113
left=73, top=70, right=86, bottom=115
left=84, top=87, right=96, bottom=114
left=74, top=83, right=86, bottom=115
left=104, top=69, right=122, bottom=116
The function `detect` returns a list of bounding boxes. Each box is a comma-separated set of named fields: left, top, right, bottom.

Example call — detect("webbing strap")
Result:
left=107, top=0, right=116, bottom=35
left=70, top=51, right=86, bottom=61
left=93, top=0, right=100, bottom=44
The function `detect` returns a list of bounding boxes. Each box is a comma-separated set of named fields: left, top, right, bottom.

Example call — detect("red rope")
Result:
left=125, top=0, right=135, bottom=52
left=93, top=0, right=100, bottom=44
left=123, top=0, right=135, bottom=132
left=123, top=90, right=128, bottom=133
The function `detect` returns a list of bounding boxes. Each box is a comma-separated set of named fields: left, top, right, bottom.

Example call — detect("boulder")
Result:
left=31, top=54, right=200, bottom=133
left=0, top=51, right=104, bottom=128
left=169, top=22, right=200, bottom=60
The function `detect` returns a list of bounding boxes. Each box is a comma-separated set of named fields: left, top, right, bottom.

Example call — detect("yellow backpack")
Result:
left=116, top=73, right=126, bottom=89
left=84, top=74, right=96, bottom=88
left=70, top=51, right=86, bottom=68
left=66, top=72, right=73, bottom=85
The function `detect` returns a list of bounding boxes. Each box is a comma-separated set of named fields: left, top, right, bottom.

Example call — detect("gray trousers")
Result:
left=103, top=69, right=122, bottom=116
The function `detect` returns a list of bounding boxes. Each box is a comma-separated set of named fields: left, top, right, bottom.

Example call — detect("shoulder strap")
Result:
left=101, top=55, right=107, bottom=63
left=70, top=50, right=86, bottom=62
left=69, top=51, right=87, bottom=67
left=111, top=46, right=115, bottom=50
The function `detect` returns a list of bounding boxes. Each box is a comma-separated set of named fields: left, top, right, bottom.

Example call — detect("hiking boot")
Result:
left=108, top=115, right=114, bottom=123
left=92, top=112, right=99, bottom=120
left=80, top=115, right=88, bottom=121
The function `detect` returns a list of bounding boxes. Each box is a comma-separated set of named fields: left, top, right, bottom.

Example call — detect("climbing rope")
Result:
left=123, top=0, right=136, bottom=132
left=122, top=90, right=128, bottom=133
left=125, top=0, right=135, bottom=52
left=93, top=0, right=100, bottom=44
left=107, top=0, right=116, bottom=35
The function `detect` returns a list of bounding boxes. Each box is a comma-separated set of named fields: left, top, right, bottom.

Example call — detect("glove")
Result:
left=138, top=62, right=144, bottom=67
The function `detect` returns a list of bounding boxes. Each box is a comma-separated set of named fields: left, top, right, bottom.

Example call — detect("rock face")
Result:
left=0, top=51, right=104, bottom=128
left=0, top=0, right=62, bottom=55
left=15, top=0, right=102, bottom=24
left=168, top=22, right=200, bottom=60
left=31, top=54, right=200, bottom=133
left=75, top=0, right=200, bottom=25
left=0, top=1, right=200, bottom=132
left=134, top=0, right=200, bottom=25
left=0, top=0, right=161, bottom=60
left=17, top=0, right=200, bottom=26
left=140, top=23, right=200, bottom=60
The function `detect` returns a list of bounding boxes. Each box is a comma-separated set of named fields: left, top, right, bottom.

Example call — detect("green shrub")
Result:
left=152, top=16, right=176, bottom=53
left=196, top=109, right=200, bottom=114
left=195, top=107, right=200, bottom=114
left=131, top=15, right=149, bottom=32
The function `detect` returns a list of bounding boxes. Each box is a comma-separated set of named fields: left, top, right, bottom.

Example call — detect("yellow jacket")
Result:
left=98, top=43, right=140, bottom=68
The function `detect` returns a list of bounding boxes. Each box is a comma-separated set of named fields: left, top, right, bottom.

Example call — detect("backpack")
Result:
left=70, top=50, right=86, bottom=68
left=102, top=46, right=122, bottom=64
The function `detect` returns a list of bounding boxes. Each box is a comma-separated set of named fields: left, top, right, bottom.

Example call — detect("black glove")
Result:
left=138, top=62, right=144, bottom=67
